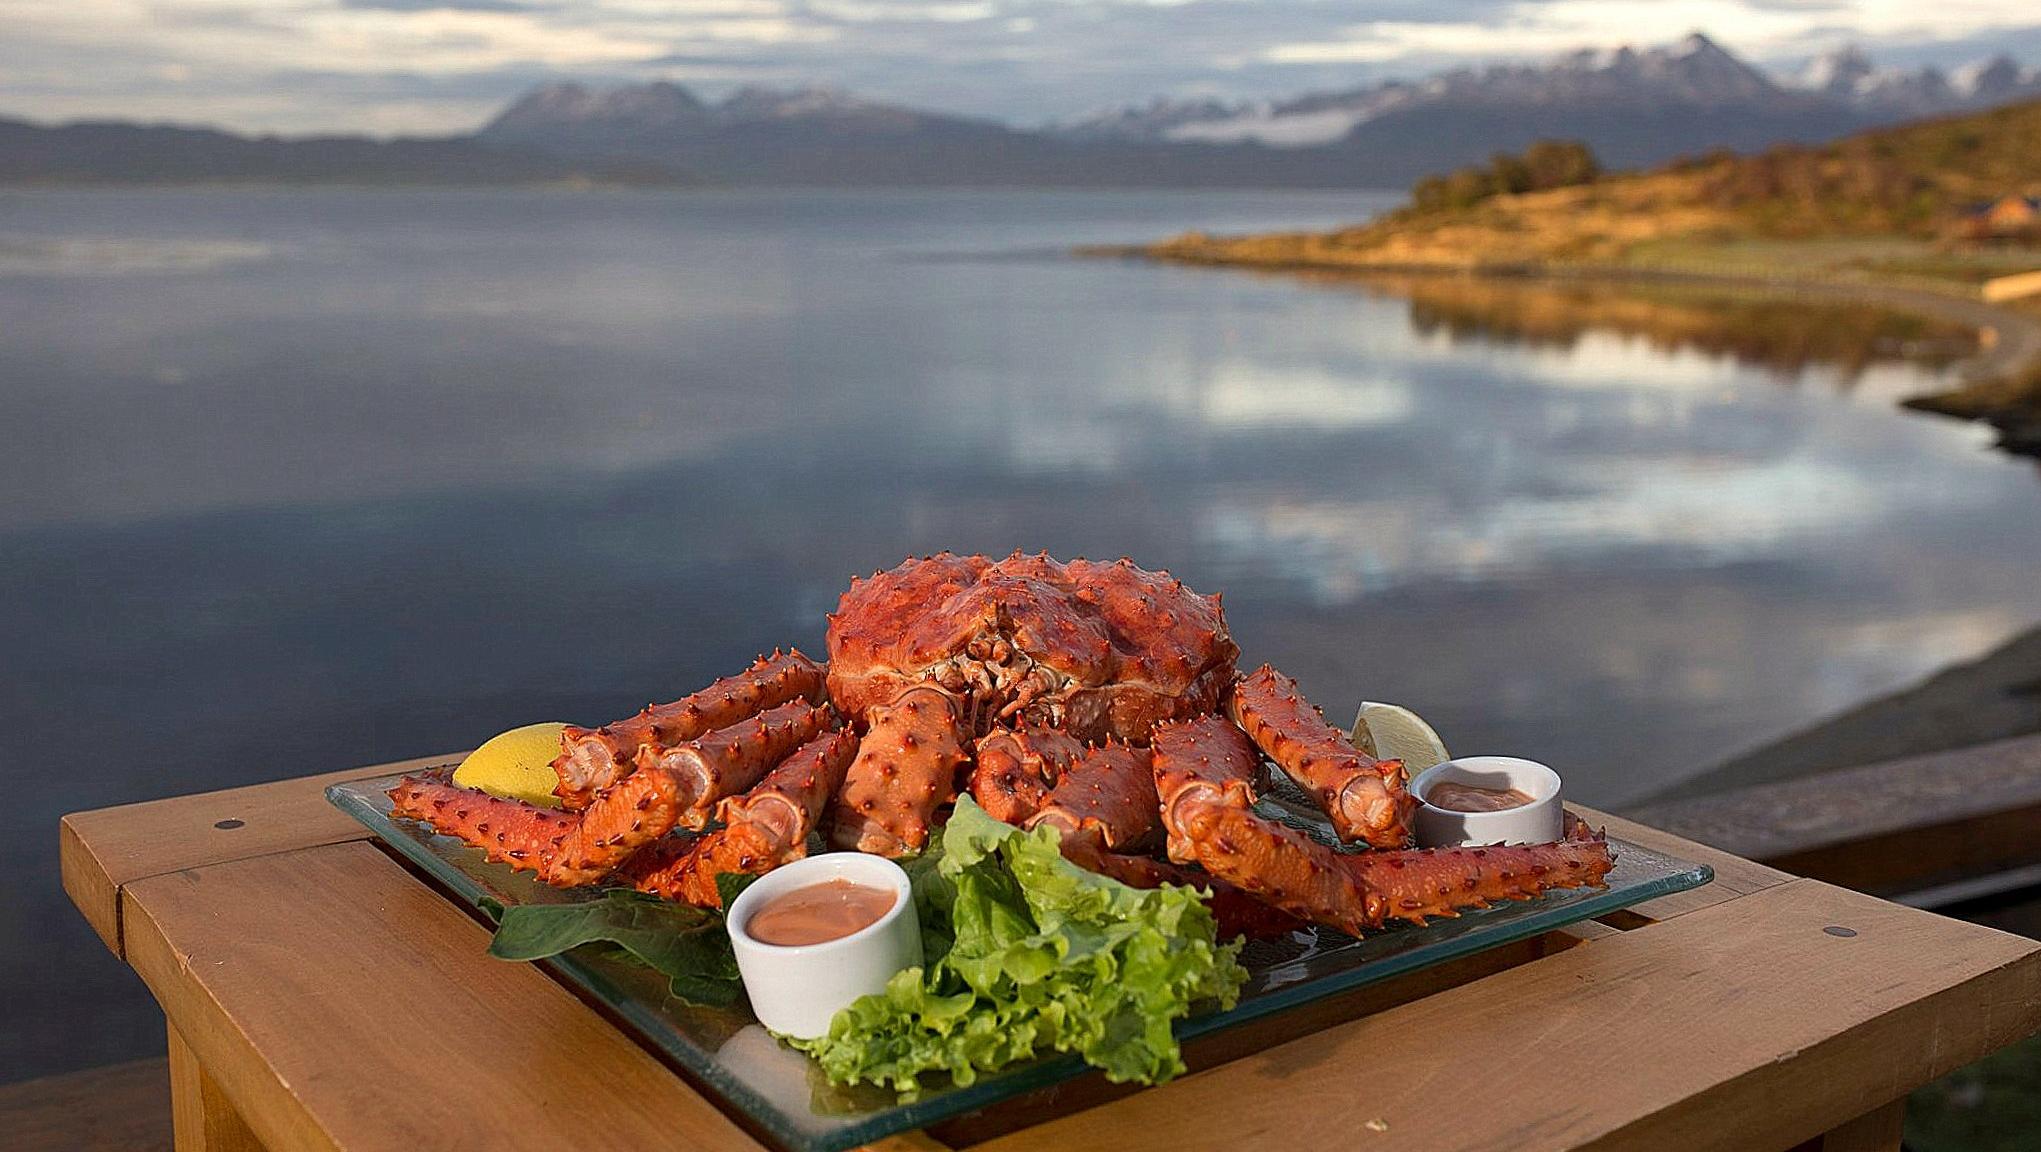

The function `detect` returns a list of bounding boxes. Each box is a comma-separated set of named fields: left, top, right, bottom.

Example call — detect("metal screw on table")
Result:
left=1824, top=925, right=1858, bottom=937
left=215, top=819, right=245, bottom=830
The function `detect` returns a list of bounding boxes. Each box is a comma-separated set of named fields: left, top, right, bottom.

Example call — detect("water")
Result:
left=4, top=187, right=2039, bottom=1082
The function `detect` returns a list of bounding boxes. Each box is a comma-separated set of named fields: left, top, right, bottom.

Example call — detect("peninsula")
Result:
left=1122, top=98, right=2041, bottom=455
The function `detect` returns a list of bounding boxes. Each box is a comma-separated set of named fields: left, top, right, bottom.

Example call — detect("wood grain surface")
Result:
left=968, top=879, right=2041, bottom=1152
left=61, top=754, right=461, bottom=955
left=123, top=841, right=767, bottom=1152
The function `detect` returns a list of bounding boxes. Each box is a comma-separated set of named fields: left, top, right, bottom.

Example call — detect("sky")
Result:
left=2, top=0, right=2039, bottom=136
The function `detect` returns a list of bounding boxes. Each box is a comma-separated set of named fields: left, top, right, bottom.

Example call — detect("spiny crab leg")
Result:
left=1024, top=742, right=1160, bottom=853
left=633, top=700, right=836, bottom=832
left=969, top=725, right=1086, bottom=826
left=1017, top=739, right=1301, bottom=940
left=1152, top=715, right=1614, bottom=935
left=388, top=700, right=834, bottom=886
left=388, top=770, right=576, bottom=877
left=624, top=727, right=860, bottom=907
left=552, top=650, right=825, bottom=810
left=827, top=685, right=969, bottom=857
left=1228, top=664, right=1414, bottom=849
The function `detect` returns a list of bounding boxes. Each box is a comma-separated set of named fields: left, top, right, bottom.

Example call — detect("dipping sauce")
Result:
left=1424, top=782, right=1537, bottom=813
left=744, top=878, right=897, bottom=947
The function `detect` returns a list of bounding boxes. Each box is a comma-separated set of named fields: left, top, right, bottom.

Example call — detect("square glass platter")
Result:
left=331, top=771, right=1711, bottom=1152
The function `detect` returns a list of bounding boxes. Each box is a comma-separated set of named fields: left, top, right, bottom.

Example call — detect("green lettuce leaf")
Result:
left=787, top=796, right=1246, bottom=1098
left=487, top=887, right=744, bottom=1006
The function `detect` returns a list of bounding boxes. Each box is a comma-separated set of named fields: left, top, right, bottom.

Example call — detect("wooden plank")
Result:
left=122, top=841, right=766, bottom=1152
left=1812, top=1099, right=1905, bottom=1152
left=1571, top=805, right=1794, bottom=923
left=0, top=1057, right=171, bottom=1152
left=970, top=879, right=2041, bottom=1152
left=169, top=1026, right=267, bottom=1152
left=61, top=754, right=460, bottom=956
left=1628, top=734, right=2041, bottom=897
left=857, top=1135, right=954, bottom=1152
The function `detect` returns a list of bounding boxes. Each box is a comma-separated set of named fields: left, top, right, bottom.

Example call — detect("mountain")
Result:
left=474, top=83, right=1377, bottom=187
left=7, top=33, right=2041, bottom=189
left=1796, top=46, right=2041, bottom=119
left=1060, top=34, right=2041, bottom=168
left=0, top=116, right=683, bottom=186
left=471, top=35, right=1883, bottom=185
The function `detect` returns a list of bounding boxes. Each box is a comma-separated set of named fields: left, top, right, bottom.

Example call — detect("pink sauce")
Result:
left=1425, top=781, right=1536, bottom=814
left=745, top=879, right=896, bottom=946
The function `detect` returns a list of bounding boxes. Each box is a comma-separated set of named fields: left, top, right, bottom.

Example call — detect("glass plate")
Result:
left=330, top=770, right=1710, bottom=1152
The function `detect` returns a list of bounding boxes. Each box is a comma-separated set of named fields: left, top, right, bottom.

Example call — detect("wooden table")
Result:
left=61, top=756, right=2041, bottom=1152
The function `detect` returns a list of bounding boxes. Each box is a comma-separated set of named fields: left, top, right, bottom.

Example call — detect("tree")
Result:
left=1406, top=140, right=1601, bottom=215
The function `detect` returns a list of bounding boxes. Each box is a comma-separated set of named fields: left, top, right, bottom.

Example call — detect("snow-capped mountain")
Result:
left=483, top=82, right=969, bottom=146
left=466, top=33, right=2041, bottom=188
left=1055, top=97, right=1248, bottom=143
left=1793, top=46, right=2040, bottom=118
left=1061, top=34, right=2038, bottom=152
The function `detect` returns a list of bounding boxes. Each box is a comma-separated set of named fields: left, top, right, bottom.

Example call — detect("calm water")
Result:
left=4, top=187, right=2040, bottom=1081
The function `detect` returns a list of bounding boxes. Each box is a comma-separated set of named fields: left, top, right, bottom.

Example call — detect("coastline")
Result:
left=1083, top=234, right=2041, bottom=801
left=1083, top=238, right=2041, bottom=457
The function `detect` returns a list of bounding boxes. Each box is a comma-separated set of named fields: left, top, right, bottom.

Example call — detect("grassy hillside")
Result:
left=1146, top=98, right=2041, bottom=271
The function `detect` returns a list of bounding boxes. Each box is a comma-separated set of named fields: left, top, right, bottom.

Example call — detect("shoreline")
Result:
left=1645, top=621, right=2041, bottom=804
left=1086, top=237, right=2041, bottom=798
left=1085, top=241, right=2041, bottom=457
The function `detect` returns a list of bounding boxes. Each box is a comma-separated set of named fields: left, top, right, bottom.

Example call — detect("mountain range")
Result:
left=1057, top=35, right=2041, bottom=153
left=5, top=33, right=2039, bottom=188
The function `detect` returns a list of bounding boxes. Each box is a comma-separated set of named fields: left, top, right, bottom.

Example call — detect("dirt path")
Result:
left=1793, top=281, right=2041, bottom=384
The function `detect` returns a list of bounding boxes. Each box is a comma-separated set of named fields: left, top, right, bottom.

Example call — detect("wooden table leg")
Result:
left=1791, top=1097, right=1906, bottom=1152
left=168, top=1025, right=268, bottom=1152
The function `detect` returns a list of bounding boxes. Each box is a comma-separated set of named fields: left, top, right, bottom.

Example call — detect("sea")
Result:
left=4, top=186, right=2040, bottom=1080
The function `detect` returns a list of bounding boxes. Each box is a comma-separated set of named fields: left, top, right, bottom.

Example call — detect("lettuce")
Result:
left=787, top=796, right=1247, bottom=1098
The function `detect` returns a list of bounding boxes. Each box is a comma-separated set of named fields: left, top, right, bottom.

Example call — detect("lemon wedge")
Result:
left=452, top=721, right=570, bottom=808
left=1350, top=702, right=1450, bottom=774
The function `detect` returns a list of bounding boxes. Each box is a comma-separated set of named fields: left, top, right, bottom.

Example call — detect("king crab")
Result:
left=389, top=552, right=1612, bottom=938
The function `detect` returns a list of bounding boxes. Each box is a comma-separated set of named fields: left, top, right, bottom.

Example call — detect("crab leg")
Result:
left=386, top=770, right=657, bottom=886
left=389, top=700, right=833, bottom=886
left=1059, top=843, right=1305, bottom=941
left=624, top=727, right=860, bottom=907
left=1152, top=716, right=1612, bottom=935
left=388, top=769, right=577, bottom=876
left=970, top=725, right=1087, bottom=826
left=552, top=650, right=825, bottom=809
left=1228, top=664, right=1414, bottom=849
left=612, top=698, right=844, bottom=849
left=1016, top=738, right=1300, bottom=939
left=828, top=686, right=970, bottom=857
left=1024, top=742, right=1160, bottom=852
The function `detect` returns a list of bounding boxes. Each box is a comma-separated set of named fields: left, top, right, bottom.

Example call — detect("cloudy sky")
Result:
left=2, top=0, right=2039, bottom=135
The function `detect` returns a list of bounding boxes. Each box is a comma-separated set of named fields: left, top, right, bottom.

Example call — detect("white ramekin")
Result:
left=726, top=852, right=921, bottom=1039
left=1410, top=756, right=1565, bottom=848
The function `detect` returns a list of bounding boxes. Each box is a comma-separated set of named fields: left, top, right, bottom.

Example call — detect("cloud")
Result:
left=0, top=0, right=2034, bottom=134
left=343, top=0, right=533, bottom=11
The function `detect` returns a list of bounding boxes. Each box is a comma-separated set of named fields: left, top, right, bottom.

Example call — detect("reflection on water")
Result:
left=1367, top=273, right=1976, bottom=389
left=3, top=188, right=2039, bottom=1081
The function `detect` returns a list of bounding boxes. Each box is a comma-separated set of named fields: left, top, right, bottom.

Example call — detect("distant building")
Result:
left=1985, top=195, right=2041, bottom=230
left=1960, top=194, right=2041, bottom=241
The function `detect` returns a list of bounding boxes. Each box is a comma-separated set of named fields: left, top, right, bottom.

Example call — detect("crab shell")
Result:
left=825, top=552, right=1239, bottom=743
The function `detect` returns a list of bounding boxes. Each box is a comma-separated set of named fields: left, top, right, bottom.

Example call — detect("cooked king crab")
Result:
left=822, top=551, right=1238, bottom=855
left=387, top=552, right=1612, bottom=938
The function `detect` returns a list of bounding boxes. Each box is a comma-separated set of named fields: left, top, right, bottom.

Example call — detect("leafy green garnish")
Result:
left=787, top=796, right=1247, bottom=1098
left=487, top=888, right=744, bottom=1006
